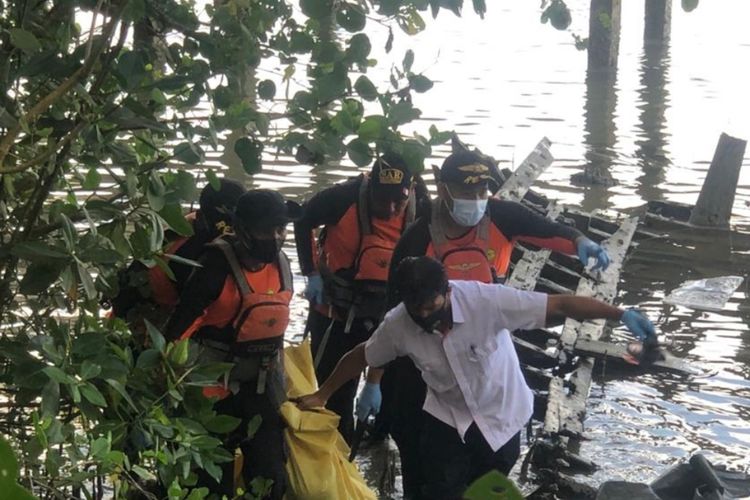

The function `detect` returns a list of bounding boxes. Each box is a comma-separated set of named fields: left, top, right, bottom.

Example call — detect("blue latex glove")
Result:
left=576, top=238, right=610, bottom=271
left=355, top=382, right=382, bottom=422
left=621, top=309, right=656, bottom=341
left=304, top=273, right=324, bottom=305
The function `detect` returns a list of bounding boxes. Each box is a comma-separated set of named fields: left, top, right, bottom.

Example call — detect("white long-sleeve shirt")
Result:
left=365, top=280, right=547, bottom=451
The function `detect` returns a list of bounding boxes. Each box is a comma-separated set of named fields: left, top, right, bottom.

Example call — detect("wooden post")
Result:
left=644, top=0, right=672, bottom=42
left=588, top=0, right=622, bottom=70
left=689, top=133, right=747, bottom=227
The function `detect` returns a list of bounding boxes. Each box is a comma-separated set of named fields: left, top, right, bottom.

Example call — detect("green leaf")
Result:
left=10, top=28, right=41, bottom=53
left=159, top=203, right=194, bottom=237
left=257, top=80, right=276, bottom=100
left=81, top=383, right=107, bottom=407
left=77, top=260, right=97, bottom=300
left=41, top=379, right=60, bottom=418
left=336, top=3, right=367, bottom=32
left=346, top=139, right=373, bottom=167
left=403, top=50, right=415, bottom=73
left=409, top=74, right=433, bottom=93
left=82, top=168, right=102, bottom=190
left=388, top=101, right=421, bottom=127
left=354, top=75, right=378, bottom=101
left=205, top=169, right=221, bottom=191
left=43, top=366, right=71, bottom=384
left=682, top=0, right=699, bottom=12
left=80, top=361, right=102, bottom=380
left=105, top=379, right=138, bottom=411
left=145, top=320, right=166, bottom=352
left=204, top=415, right=241, bottom=434
left=300, top=0, right=333, bottom=19
left=59, top=214, right=77, bottom=250
left=234, top=137, right=264, bottom=175
left=174, top=142, right=203, bottom=165
left=246, top=414, right=262, bottom=438
left=169, top=339, right=190, bottom=366
left=90, top=437, right=109, bottom=459
left=0, top=436, right=20, bottom=485
left=11, top=241, right=68, bottom=260
left=463, top=470, right=524, bottom=500
left=19, top=261, right=64, bottom=294
left=357, top=116, right=386, bottom=141
left=347, top=33, right=372, bottom=63
left=132, top=464, right=157, bottom=481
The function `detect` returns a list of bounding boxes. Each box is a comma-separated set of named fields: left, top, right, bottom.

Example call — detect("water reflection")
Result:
left=576, top=68, right=618, bottom=211
left=635, top=40, right=672, bottom=203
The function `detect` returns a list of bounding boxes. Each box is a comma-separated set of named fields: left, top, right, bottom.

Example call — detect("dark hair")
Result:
left=199, top=179, right=246, bottom=228
left=394, top=256, right=448, bottom=306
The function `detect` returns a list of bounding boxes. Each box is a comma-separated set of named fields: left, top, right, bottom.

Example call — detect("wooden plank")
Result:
left=496, top=137, right=553, bottom=202
left=543, top=217, right=639, bottom=437
left=506, top=201, right=561, bottom=291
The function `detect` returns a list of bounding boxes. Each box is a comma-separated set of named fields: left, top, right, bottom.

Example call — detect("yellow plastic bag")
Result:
left=282, top=340, right=376, bottom=500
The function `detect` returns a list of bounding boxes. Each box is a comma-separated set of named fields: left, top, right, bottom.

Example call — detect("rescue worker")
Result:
left=293, top=152, right=430, bottom=442
left=372, top=149, right=611, bottom=497
left=110, top=179, right=245, bottom=327
left=164, top=189, right=302, bottom=499
left=296, top=256, right=656, bottom=499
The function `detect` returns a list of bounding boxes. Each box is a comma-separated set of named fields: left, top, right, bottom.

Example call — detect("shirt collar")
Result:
left=449, top=287, right=465, bottom=324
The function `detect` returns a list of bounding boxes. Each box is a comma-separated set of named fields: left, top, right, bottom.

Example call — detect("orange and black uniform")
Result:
left=382, top=199, right=582, bottom=498
left=294, top=174, right=430, bottom=441
left=164, top=237, right=292, bottom=499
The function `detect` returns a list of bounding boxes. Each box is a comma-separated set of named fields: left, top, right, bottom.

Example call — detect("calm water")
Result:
left=211, top=0, right=750, bottom=491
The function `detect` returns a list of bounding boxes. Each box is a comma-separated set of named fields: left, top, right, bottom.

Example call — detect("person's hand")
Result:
left=576, top=237, right=610, bottom=271
left=304, top=273, right=324, bottom=305
left=621, top=309, right=656, bottom=341
left=355, top=382, right=382, bottom=422
left=294, top=391, right=327, bottom=410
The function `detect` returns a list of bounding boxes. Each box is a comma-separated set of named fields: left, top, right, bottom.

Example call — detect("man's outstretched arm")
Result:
left=295, top=342, right=369, bottom=409
left=546, top=294, right=656, bottom=340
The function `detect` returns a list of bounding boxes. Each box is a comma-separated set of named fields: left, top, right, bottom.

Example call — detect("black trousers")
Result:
left=307, top=308, right=374, bottom=443
left=197, top=383, right=287, bottom=499
left=379, top=356, right=427, bottom=498
left=419, top=412, right=521, bottom=500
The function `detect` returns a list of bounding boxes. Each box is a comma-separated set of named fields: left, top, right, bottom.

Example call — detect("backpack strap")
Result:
left=209, top=238, right=254, bottom=295
left=357, top=174, right=372, bottom=236
left=428, top=199, right=448, bottom=259
left=277, top=250, right=293, bottom=292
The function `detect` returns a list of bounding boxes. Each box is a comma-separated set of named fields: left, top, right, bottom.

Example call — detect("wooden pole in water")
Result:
left=689, top=133, right=747, bottom=227
left=644, top=0, right=672, bottom=42
left=588, top=0, right=622, bottom=69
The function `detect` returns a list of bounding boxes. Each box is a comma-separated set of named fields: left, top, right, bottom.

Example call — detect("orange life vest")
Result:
left=180, top=238, right=293, bottom=348
left=317, top=175, right=415, bottom=321
left=427, top=201, right=515, bottom=283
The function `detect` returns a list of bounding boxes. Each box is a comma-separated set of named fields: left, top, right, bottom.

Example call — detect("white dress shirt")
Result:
left=365, top=280, right=547, bottom=451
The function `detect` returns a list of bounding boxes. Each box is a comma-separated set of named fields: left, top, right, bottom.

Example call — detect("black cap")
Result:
left=235, top=189, right=303, bottom=232
left=199, top=179, right=246, bottom=227
left=370, top=152, right=413, bottom=199
left=439, top=151, right=493, bottom=187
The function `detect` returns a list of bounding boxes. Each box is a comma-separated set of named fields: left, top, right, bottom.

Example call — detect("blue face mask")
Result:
left=445, top=187, right=488, bottom=227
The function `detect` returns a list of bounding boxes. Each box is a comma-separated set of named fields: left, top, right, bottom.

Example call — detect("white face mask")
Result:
left=444, top=187, right=488, bottom=227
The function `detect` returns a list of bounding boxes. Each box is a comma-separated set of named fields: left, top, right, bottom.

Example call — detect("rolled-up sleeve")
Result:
left=364, top=309, right=404, bottom=367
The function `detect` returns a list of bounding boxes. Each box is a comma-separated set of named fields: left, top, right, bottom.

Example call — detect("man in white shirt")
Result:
left=296, top=256, right=656, bottom=499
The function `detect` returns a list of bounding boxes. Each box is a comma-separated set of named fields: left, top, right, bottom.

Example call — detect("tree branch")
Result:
left=0, top=12, right=120, bottom=171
